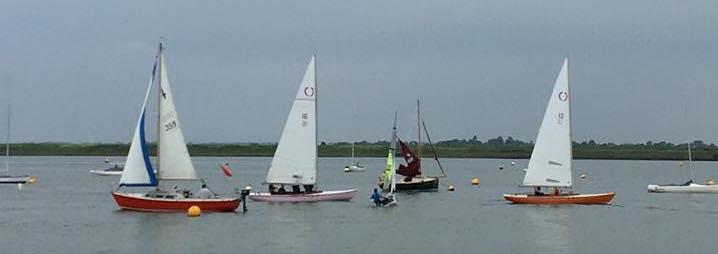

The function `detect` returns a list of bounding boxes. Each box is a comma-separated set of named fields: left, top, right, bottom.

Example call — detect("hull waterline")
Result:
left=394, top=176, right=439, bottom=191
left=503, top=192, right=615, bottom=205
left=0, top=175, right=30, bottom=184
left=249, top=189, right=357, bottom=202
left=112, top=192, right=240, bottom=212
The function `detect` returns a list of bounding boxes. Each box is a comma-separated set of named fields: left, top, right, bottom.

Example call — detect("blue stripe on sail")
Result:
left=151, top=61, right=157, bottom=77
left=139, top=111, right=158, bottom=186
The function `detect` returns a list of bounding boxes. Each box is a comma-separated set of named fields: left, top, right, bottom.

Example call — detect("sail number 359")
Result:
left=164, top=121, right=177, bottom=132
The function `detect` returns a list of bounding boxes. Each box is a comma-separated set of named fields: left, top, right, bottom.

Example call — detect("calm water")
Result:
left=1, top=156, right=717, bottom=253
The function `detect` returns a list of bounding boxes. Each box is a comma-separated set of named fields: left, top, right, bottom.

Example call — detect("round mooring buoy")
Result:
left=448, top=184, right=455, bottom=191
left=187, top=205, right=201, bottom=217
left=28, top=176, right=37, bottom=184
left=471, top=177, right=480, bottom=186
left=580, top=173, right=587, bottom=179
left=17, top=183, right=23, bottom=191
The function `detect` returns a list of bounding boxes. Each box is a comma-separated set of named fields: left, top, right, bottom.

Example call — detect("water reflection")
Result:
left=265, top=203, right=319, bottom=254
left=520, top=206, right=575, bottom=253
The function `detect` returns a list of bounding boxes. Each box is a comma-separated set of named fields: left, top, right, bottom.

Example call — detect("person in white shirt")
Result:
left=196, top=184, right=213, bottom=199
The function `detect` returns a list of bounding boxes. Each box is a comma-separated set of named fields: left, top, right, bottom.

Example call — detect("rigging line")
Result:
left=421, top=119, right=446, bottom=178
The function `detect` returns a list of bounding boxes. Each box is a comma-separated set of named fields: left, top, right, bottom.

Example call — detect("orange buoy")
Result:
left=187, top=205, right=201, bottom=217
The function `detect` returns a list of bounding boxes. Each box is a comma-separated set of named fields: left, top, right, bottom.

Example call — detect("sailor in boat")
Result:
left=278, top=185, right=287, bottom=194
left=534, top=187, right=545, bottom=196
left=196, top=184, right=213, bottom=199
left=269, top=184, right=277, bottom=194
left=304, top=184, right=314, bottom=193
left=292, top=185, right=301, bottom=193
left=371, top=188, right=382, bottom=206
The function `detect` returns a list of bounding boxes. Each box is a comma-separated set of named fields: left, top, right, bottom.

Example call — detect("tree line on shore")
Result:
left=2, top=136, right=716, bottom=160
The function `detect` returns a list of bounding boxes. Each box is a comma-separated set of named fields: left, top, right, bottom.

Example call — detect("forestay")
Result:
left=522, top=58, right=573, bottom=187
left=119, top=61, right=158, bottom=187
left=156, top=50, right=198, bottom=180
left=266, top=56, right=318, bottom=185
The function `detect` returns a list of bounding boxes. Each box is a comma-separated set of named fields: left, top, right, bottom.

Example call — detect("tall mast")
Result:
left=156, top=42, right=163, bottom=186
left=4, top=96, right=9, bottom=174
left=687, top=143, right=694, bottom=182
left=566, top=57, right=573, bottom=188
left=416, top=99, right=421, bottom=161
left=392, top=110, right=398, bottom=152
left=313, top=54, right=318, bottom=186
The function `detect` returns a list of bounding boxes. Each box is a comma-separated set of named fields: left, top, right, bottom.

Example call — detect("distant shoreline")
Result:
left=3, top=142, right=715, bottom=161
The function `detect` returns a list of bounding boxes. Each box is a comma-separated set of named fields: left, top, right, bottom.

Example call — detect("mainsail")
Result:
left=266, top=56, right=318, bottom=185
left=522, top=58, right=573, bottom=187
left=119, top=61, right=158, bottom=187
left=156, top=46, right=197, bottom=180
left=397, top=139, right=421, bottom=177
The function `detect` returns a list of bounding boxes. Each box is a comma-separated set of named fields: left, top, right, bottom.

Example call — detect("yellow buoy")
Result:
left=448, top=183, right=455, bottom=191
left=471, top=177, right=480, bottom=186
left=187, top=205, right=201, bottom=217
left=580, top=173, right=587, bottom=179
left=706, top=178, right=716, bottom=185
left=28, top=176, right=37, bottom=184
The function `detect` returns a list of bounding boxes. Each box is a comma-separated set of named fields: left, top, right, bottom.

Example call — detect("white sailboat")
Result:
left=344, top=104, right=365, bottom=172
left=504, top=58, right=614, bottom=204
left=111, top=43, right=239, bottom=212
left=344, top=142, right=366, bottom=172
left=0, top=102, right=31, bottom=184
left=647, top=143, right=718, bottom=193
left=249, top=55, right=357, bottom=202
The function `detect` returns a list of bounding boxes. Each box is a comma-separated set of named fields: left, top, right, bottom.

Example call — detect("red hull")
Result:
left=112, top=192, right=239, bottom=212
left=503, top=192, right=615, bottom=205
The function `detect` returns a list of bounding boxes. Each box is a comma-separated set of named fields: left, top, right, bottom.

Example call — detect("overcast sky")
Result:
left=1, top=0, right=717, bottom=144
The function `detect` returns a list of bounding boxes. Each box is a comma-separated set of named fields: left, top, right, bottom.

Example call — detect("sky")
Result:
left=0, top=0, right=717, bottom=144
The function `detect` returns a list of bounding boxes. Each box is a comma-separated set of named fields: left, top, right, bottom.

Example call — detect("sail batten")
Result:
left=522, top=58, right=573, bottom=188
left=266, top=56, right=318, bottom=185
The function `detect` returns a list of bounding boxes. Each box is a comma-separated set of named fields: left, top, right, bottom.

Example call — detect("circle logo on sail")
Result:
left=304, top=87, right=315, bottom=97
left=558, top=91, right=568, bottom=102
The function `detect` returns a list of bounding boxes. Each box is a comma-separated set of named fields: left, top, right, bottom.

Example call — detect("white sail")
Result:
left=522, top=58, right=573, bottom=187
left=266, top=56, right=317, bottom=185
left=119, top=62, right=158, bottom=187
left=156, top=49, right=197, bottom=180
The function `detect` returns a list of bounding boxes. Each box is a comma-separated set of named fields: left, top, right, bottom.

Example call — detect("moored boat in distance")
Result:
left=248, top=55, right=357, bottom=202
left=647, top=182, right=718, bottom=193
left=503, top=58, right=614, bottom=205
left=646, top=143, right=718, bottom=193
left=0, top=98, right=31, bottom=185
left=90, top=164, right=124, bottom=176
left=111, top=43, right=239, bottom=212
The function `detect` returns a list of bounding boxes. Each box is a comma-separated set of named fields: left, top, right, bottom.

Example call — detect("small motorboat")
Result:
left=248, top=189, right=357, bottom=202
left=0, top=175, right=30, bottom=184
left=503, top=192, right=615, bottom=205
left=344, top=164, right=366, bottom=172
left=90, top=164, right=124, bottom=176
left=647, top=181, right=718, bottom=193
